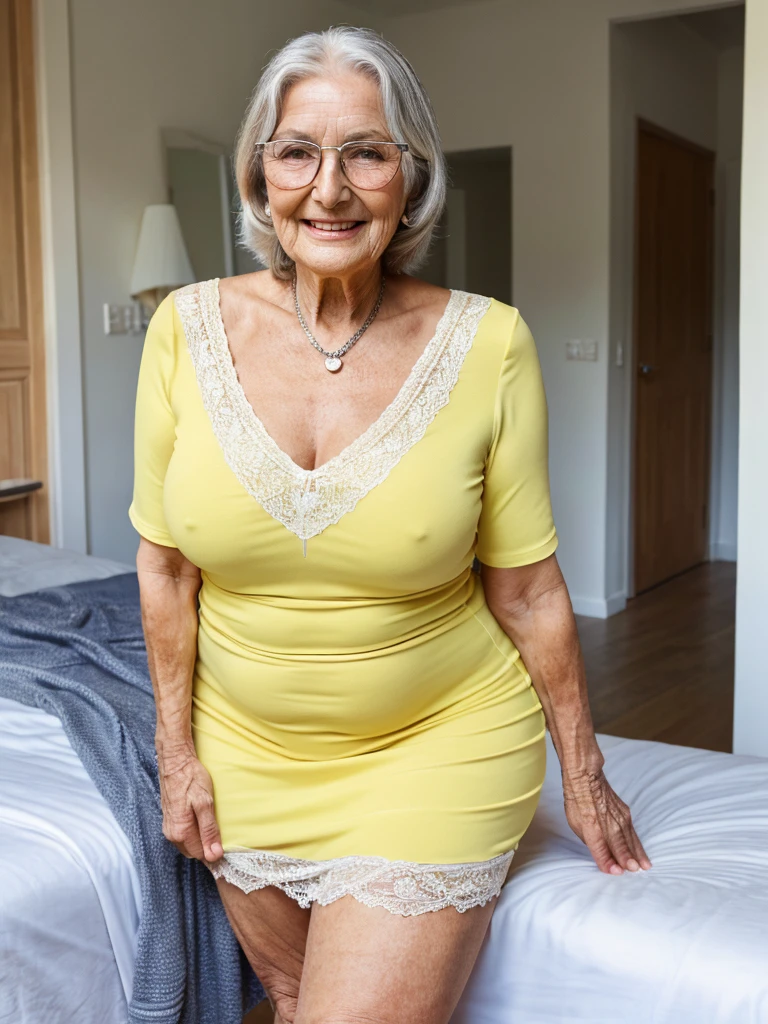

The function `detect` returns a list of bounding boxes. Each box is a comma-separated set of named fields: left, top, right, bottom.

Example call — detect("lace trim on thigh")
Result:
left=210, top=847, right=516, bottom=916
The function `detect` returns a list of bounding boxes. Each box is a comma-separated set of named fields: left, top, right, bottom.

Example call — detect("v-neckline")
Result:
left=211, top=277, right=462, bottom=477
left=174, top=278, right=491, bottom=548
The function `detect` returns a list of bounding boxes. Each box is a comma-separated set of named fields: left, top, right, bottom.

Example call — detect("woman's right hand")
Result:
left=157, top=747, right=224, bottom=863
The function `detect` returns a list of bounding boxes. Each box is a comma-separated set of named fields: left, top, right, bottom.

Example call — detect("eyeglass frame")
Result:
left=254, top=139, right=410, bottom=191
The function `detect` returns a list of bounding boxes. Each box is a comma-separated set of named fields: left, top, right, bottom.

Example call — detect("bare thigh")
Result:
left=216, top=878, right=311, bottom=1022
left=294, top=893, right=498, bottom=1024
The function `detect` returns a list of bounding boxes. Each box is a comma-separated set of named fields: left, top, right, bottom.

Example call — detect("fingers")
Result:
left=627, top=825, right=653, bottom=871
left=582, top=824, right=624, bottom=875
left=159, top=757, right=223, bottom=863
left=162, top=806, right=204, bottom=860
left=607, top=798, right=653, bottom=872
left=195, top=795, right=224, bottom=863
left=567, top=777, right=653, bottom=875
left=606, top=822, right=638, bottom=873
left=162, top=793, right=221, bottom=862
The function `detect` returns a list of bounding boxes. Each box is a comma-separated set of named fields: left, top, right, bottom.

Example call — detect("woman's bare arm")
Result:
left=480, top=553, right=652, bottom=874
left=136, top=536, right=223, bottom=863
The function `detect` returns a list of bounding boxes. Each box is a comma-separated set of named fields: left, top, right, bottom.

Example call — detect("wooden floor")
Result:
left=242, top=560, right=736, bottom=1021
left=578, top=561, right=736, bottom=752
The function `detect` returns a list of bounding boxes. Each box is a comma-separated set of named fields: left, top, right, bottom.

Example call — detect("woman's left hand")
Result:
left=562, top=764, right=653, bottom=874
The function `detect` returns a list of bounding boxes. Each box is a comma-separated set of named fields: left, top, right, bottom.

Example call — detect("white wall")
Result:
left=67, top=0, right=350, bottom=563
left=710, top=45, right=744, bottom=564
left=733, top=0, right=768, bottom=758
left=607, top=17, right=720, bottom=605
left=375, top=0, right=735, bottom=616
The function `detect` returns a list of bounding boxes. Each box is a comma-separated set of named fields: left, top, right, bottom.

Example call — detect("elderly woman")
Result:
left=129, top=24, right=650, bottom=1024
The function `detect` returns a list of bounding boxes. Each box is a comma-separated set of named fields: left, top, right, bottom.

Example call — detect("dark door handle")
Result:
left=638, top=363, right=656, bottom=376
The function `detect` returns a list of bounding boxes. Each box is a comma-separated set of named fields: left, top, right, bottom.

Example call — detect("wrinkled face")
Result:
left=264, top=71, right=407, bottom=278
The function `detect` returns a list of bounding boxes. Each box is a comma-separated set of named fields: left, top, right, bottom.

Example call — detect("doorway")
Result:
left=632, top=121, right=715, bottom=594
left=601, top=5, right=743, bottom=751
left=418, top=147, right=512, bottom=302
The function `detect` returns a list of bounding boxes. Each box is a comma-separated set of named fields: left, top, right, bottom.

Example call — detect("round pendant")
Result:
left=325, top=356, right=342, bottom=372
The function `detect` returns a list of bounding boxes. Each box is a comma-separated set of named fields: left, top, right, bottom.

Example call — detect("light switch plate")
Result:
left=103, top=303, right=140, bottom=335
left=566, top=339, right=598, bottom=362
left=583, top=339, right=598, bottom=361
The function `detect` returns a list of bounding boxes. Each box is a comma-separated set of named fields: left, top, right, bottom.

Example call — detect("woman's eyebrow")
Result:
left=271, top=130, right=317, bottom=142
left=270, top=128, right=393, bottom=143
left=343, top=129, right=393, bottom=142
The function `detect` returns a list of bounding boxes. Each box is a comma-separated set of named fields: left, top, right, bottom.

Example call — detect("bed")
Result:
left=1, top=537, right=767, bottom=1023
left=0, top=537, right=138, bottom=1023
left=451, top=733, right=768, bottom=1023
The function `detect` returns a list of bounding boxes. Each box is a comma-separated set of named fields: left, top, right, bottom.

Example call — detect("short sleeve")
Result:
left=127, top=293, right=179, bottom=548
left=475, top=310, right=559, bottom=568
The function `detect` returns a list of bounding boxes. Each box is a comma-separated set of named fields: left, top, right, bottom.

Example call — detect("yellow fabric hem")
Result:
left=475, top=531, right=559, bottom=569
left=128, top=505, right=178, bottom=548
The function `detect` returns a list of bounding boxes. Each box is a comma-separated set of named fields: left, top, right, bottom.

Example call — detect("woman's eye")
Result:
left=282, top=148, right=313, bottom=161
left=272, top=143, right=315, bottom=162
left=348, top=146, right=385, bottom=162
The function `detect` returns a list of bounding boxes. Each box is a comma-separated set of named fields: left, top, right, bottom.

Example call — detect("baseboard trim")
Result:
left=711, top=542, right=737, bottom=562
left=571, top=591, right=627, bottom=619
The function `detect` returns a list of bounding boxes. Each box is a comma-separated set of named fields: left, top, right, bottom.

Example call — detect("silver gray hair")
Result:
left=234, top=25, right=447, bottom=278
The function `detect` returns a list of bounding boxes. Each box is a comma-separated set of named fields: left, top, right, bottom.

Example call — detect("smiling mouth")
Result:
left=303, top=219, right=364, bottom=232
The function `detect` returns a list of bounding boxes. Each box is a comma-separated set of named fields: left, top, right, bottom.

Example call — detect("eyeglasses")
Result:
left=255, top=139, right=409, bottom=191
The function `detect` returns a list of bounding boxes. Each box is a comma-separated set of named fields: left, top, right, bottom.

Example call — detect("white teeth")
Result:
left=309, top=221, right=358, bottom=231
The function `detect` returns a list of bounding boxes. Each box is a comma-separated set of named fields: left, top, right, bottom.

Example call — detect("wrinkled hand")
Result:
left=158, top=750, right=223, bottom=863
left=562, top=764, right=652, bottom=874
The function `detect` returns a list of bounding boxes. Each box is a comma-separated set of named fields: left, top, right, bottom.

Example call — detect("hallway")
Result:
left=578, top=562, right=736, bottom=752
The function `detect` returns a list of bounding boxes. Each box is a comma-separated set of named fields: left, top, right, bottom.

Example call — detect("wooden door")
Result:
left=0, top=0, right=48, bottom=541
left=633, top=122, right=714, bottom=594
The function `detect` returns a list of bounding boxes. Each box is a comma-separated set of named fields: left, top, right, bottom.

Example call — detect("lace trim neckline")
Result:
left=210, top=277, right=464, bottom=479
left=174, top=280, right=491, bottom=549
left=210, top=846, right=515, bottom=917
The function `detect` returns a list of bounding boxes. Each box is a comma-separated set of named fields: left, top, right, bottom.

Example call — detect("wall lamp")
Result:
left=130, top=204, right=194, bottom=327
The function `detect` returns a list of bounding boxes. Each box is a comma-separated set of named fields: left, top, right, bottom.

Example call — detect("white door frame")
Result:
left=733, top=0, right=768, bottom=757
left=33, top=0, right=88, bottom=553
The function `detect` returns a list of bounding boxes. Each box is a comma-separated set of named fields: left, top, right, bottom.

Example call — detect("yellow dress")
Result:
left=129, top=279, right=559, bottom=916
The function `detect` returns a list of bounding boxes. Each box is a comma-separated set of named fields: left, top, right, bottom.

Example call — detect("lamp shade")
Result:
left=130, top=204, right=195, bottom=307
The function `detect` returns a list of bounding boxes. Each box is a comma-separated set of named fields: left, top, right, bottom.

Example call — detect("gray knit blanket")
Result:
left=0, top=573, right=264, bottom=1023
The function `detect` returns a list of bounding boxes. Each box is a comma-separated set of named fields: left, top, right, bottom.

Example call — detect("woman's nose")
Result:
left=312, top=150, right=351, bottom=205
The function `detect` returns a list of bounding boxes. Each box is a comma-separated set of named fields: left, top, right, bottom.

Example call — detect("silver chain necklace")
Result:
left=293, top=274, right=386, bottom=372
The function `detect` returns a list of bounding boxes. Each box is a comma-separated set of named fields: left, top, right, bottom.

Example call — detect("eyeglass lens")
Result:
left=261, top=141, right=402, bottom=190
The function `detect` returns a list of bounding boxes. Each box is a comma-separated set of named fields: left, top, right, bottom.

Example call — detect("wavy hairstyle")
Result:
left=234, top=25, right=447, bottom=278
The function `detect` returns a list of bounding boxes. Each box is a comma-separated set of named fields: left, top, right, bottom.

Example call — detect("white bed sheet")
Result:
left=0, top=538, right=139, bottom=1024
left=451, top=733, right=768, bottom=1024
left=0, top=696, right=141, bottom=1024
